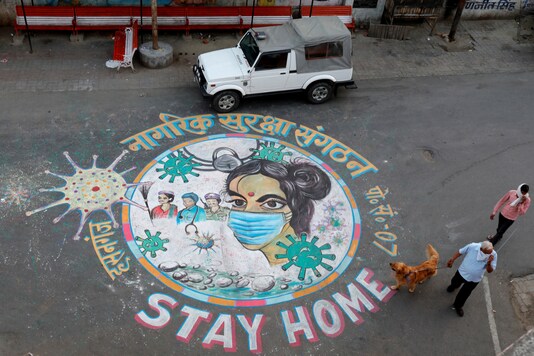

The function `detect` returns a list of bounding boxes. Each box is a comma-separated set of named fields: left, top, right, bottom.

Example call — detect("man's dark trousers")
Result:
left=448, top=271, right=479, bottom=308
left=490, top=213, right=514, bottom=245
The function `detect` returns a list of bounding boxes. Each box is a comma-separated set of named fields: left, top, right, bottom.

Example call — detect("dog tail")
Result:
left=426, top=244, right=439, bottom=263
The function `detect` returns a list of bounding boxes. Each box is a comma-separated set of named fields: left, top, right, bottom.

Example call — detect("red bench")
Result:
left=105, top=21, right=138, bottom=72
left=14, top=5, right=355, bottom=34
left=185, top=6, right=241, bottom=34
left=238, top=6, right=293, bottom=30
left=74, top=6, right=138, bottom=32
left=14, top=6, right=75, bottom=33
left=300, top=6, right=355, bottom=30
left=156, top=7, right=187, bottom=31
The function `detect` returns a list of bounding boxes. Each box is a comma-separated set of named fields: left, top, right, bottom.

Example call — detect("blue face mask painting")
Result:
left=227, top=210, right=287, bottom=246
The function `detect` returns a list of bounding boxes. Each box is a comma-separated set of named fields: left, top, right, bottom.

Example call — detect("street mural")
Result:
left=26, top=113, right=402, bottom=352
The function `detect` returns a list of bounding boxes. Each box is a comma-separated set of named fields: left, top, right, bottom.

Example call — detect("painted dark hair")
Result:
left=521, top=184, right=529, bottom=194
left=158, top=192, right=175, bottom=202
left=225, top=158, right=331, bottom=234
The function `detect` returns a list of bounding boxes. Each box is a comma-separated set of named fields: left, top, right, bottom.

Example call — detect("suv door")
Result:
left=247, top=51, right=290, bottom=94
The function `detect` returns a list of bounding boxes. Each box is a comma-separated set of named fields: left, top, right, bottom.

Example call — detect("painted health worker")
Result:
left=177, top=192, right=207, bottom=225
left=150, top=190, right=179, bottom=220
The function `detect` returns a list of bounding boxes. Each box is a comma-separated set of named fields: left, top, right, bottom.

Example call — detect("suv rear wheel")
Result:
left=306, top=81, right=333, bottom=104
left=212, top=91, right=241, bottom=113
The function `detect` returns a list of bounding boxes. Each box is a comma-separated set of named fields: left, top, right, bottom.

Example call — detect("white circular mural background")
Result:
left=122, top=134, right=361, bottom=307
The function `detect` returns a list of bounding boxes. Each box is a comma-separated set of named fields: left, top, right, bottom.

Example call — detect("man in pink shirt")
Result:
left=488, top=184, right=530, bottom=245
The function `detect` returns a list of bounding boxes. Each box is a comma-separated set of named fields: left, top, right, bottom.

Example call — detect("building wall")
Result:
left=462, top=0, right=521, bottom=19
left=0, top=0, right=528, bottom=27
left=350, top=0, right=522, bottom=24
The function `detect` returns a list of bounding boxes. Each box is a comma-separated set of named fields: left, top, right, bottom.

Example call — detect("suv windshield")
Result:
left=239, top=32, right=260, bottom=67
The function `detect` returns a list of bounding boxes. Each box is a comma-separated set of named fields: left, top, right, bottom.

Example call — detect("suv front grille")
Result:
left=193, top=64, right=206, bottom=86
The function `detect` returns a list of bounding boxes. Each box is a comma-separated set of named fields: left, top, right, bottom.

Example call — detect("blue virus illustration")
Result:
left=26, top=151, right=146, bottom=240
left=250, top=142, right=292, bottom=163
left=275, top=233, right=336, bottom=281
left=156, top=150, right=200, bottom=183
left=190, top=232, right=217, bottom=254
left=135, top=229, right=169, bottom=258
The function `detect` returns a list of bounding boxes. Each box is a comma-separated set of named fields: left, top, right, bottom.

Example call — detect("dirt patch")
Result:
left=510, top=275, right=534, bottom=329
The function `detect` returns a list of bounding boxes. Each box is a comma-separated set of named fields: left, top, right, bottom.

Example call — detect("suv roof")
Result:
left=254, top=16, right=350, bottom=53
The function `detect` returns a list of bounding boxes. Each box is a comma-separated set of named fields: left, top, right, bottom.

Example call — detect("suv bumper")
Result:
left=193, top=64, right=211, bottom=98
left=336, top=80, right=357, bottom=89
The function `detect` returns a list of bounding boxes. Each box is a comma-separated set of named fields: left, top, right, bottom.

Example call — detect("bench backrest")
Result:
left=300, top=6, right=355, bottom=29
left=14, top=5, right=355, bottom=32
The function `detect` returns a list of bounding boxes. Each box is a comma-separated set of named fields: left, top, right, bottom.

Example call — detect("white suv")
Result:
left=193, top=16, right=356, bottom=113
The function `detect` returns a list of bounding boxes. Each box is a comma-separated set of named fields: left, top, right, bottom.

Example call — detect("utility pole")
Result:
left=151, top=0, right=159, bottom=50
left=139, top=0, right=144, bottom=43
left=20, top=0, right=33, bottom=53
left=448, top=0, right=466, bottom=42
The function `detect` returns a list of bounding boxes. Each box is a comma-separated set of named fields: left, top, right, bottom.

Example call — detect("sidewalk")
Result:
left=356, top=20, right=534, bottom=79
left=1, top=19, right=533, bottom=94
left=496, top=274, right=534, bottom=354
left=511, top=275, right=534, bottom=330
left=501, top=328, right=534, bottom=356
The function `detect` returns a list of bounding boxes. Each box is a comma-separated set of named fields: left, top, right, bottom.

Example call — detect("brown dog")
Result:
left=389, top=244, right=439, bottom=293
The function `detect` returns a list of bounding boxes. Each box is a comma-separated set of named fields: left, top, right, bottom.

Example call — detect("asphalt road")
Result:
left=1, top=71, right=533, bottom=355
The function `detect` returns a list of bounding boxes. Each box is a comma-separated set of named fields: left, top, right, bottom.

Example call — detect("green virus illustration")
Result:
left=275, top=233, right=336, bottom=281
left=136, top=229, right=169, bottom=258
left=156, top=150, right=200, bottom=183
left=250, top=142, right=292, bottom=163
left=332, top=233, right=346, bottom=247
left=329, top=216, right=345, bottom=229
left=26, top=151, right=146, bottom=240
left=316, top=224, right=328, bottom=234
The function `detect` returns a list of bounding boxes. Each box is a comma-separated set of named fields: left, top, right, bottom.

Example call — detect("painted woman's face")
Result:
left=158, top=194, right=170, bottom=204
left=226, top=174, right=294, bottom=253
left=227, top=174, right=291, bottom=216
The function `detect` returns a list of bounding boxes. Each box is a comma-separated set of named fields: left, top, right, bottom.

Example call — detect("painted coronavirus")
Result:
left=275, top=233, right=336, bottom=281
left=136, top=230, right=170, bottom=258
left=156, top=150, right=201, bottom=183
left=26, top=151, right=146, bottom=240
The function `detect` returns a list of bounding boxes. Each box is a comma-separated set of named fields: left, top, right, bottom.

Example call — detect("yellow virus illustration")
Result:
left=26, top=151, right=147, bottom=240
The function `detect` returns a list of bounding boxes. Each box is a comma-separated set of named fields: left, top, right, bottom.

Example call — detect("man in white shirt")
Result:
left=446, top=241, right=497, bottom=317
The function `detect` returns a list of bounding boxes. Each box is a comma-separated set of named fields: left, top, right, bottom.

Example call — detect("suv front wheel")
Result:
left=212, top=91, right=241, bottom=113
left=306, top=81, right=333, bottom=104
